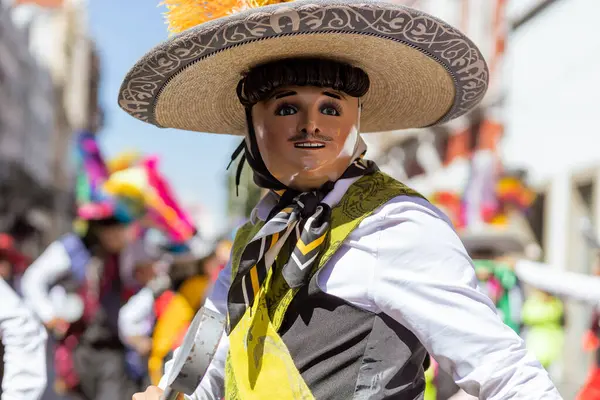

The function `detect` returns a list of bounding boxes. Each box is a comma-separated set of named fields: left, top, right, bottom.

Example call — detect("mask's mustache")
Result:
left=288, top=132, right=333, bottom=142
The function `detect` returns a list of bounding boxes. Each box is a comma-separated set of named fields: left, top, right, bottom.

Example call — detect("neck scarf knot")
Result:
left=227, top=156, right=378, bottom=333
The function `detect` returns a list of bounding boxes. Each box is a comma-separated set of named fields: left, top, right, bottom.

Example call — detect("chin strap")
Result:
left=226, top=140, right=247, bottom=197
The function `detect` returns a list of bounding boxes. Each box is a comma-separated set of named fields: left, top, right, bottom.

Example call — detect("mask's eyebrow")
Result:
left=323, top=91, right=345, bottom=100
left=269, top=90, right=297, bottom=100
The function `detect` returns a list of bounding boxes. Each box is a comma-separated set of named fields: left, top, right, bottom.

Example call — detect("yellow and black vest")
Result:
left=225, top=172, right=428, bottom=400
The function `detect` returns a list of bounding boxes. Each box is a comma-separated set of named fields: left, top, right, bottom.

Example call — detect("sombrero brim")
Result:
left=119, top=0, right=488, bottom=135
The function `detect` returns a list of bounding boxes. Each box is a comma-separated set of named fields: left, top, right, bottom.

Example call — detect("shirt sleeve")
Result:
left=118, top=287, right=155, bottom=340
left=21, top=240, right=72, bottom=323
left=0, top=279, right=48, bottom=400
left=159, top=257, right=232, bottom=400
left=369, top=202, right=561, bottom=399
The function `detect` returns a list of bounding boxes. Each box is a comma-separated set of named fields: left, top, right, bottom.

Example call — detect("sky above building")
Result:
left=88, top=0, right=239, bottom=221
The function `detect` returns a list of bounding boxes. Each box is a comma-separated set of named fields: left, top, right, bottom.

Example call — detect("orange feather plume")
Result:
left=160, top=0, right=294, bottom=34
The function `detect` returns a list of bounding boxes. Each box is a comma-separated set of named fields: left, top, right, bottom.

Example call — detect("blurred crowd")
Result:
left=0, top=131, right=234, bottom=400
left=2, top=0, right=600, bottom=399
left=2, top=131, right=600, bottom=400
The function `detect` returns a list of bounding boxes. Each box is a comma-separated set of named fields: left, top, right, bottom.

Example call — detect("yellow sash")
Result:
left=225, top=172, right=424, bottom=399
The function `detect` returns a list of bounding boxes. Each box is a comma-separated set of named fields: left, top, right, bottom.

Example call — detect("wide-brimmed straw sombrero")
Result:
left=118, top=0, right=488, bottom=135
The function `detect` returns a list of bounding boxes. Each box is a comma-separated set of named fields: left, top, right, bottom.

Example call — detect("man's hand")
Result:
left=127, top=335, right=153, bottom=356
left=45, top=318, right=70, bottom=338
left=133, top=386, right=185, bottom=400
left=133, top=386, right=163, bottom=399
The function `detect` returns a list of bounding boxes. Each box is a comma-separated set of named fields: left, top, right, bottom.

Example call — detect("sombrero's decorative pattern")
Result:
left=119, top=0, right=488, bottom=134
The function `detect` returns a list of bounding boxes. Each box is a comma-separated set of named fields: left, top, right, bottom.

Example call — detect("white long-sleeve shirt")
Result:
left=0, top=279, right=47, bottom=400
left=21, top=239, right=133, bottom=324
left=118, top=287, right=155, bottom=341
left=21, top=241, right=72, bottom=323
left=161, top=177, right=561, bottom=399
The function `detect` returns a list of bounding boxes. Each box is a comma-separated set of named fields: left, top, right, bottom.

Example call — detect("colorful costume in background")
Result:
left=73, top=133, right=143, bottom=234
left=578, top=310, right=600, bottom=400
left=107, top=152, right=216, bottom=386
left=21, top=131, right=150, bottom=400
left=0, top=233, right=30, bottom=274
left=0, top=232, right=30, bottom=297
left=474, top=260, right=523, bottom=333
left=119, top=262, right=212, bottom=386
left=511, top=222, right=600, bottom=400
left=104, top=155, right=197, bottom=244
left=521, top=291, right=564, bottom=369
left=148, top=275, right=210, bottom=385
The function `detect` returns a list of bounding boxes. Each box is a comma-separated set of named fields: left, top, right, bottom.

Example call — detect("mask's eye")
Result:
left=321, top=104, right=341, bottom=116
left=275, top=104, right=298, bottom=116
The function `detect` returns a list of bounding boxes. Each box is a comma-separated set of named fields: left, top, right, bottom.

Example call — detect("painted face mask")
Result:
left=250, top=86, right=364, bottom=191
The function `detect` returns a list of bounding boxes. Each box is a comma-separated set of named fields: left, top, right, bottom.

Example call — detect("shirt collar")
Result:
left=250, top=176, right=361, bottom=224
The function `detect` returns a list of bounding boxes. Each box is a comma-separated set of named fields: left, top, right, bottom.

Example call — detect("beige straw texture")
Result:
left=118, top=0, right=488, bottom=135
left=156, top=34, right=454, bottom=135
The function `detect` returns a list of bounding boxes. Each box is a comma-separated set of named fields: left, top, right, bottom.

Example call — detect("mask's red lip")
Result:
left=293, top=141, right=326, bottom=149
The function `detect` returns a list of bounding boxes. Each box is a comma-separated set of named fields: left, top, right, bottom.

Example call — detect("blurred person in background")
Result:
left=576, top=255, right=600, bottom=400
left=120, top=240, right=212, bottom=386
left=492, top=250, right=600, bottom=400
left=0, top=233, right=29, bottom=290
left=148, top=242, right=211, bottom=385
left=472, top=250, right=524, bottom=334
left=104, top=143, right=207, bottom=389
left=209, top=239, right=232, bottom=283
left=428, top=171, right=535, bottom=400
left=21, top=132, right=146, bottom=400
left=0, top=278, right=48, bottom=400
left=521, top=290, right=564, bottom=373
left=22, top=217, right=138, bottom=400
left=119, top=239, right=171, bottom=393
left=0, top=234, right=47, bottom=400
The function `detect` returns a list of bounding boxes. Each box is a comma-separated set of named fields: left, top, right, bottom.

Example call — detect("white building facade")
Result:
left=371, top=0, right=598, bottom=396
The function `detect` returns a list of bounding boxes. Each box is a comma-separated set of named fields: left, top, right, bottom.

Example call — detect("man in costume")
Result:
left=122, top=1, right=561, bottom=398
left=21, top=132, right=147, bottom=400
